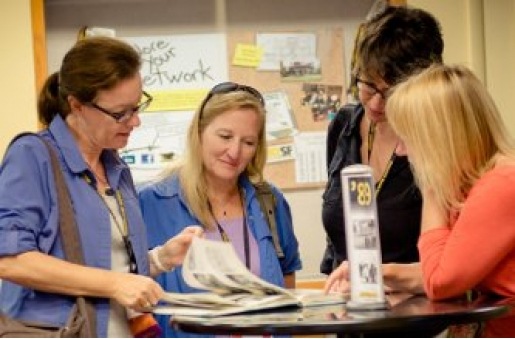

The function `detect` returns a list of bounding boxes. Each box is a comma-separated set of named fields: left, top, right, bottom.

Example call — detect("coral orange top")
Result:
left=419, top=165, right=515, bottom=337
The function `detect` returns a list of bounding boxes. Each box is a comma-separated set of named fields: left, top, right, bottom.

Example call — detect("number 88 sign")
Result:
left=340, top=164, right=378, bottom=215
left=349, top=177, right=373, bottom=208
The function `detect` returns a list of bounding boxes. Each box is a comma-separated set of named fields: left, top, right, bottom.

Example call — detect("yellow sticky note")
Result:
left=267, top=143, right=294, bottom=163
left=144, top=89, right=209, bottom=112
left=232, top=44, right=263, bottom=68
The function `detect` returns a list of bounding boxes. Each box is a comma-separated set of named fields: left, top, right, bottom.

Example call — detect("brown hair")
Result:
left=38, top=37, right=141, bottom=126
left=354, top=6, right=443, bottom=86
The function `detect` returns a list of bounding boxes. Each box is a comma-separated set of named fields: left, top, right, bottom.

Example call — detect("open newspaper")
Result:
left=154, top=238, right=346, bottom=317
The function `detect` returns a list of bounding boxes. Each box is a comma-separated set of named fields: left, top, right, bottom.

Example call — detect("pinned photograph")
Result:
left=301, top=83, right=343, bottom=121
left=279, top=57, right=322, bottom=82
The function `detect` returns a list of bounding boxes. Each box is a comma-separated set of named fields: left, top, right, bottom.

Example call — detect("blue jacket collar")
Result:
left=47, top=115, right=128, bottom=189
left=153, top=173, right=258, bottom=208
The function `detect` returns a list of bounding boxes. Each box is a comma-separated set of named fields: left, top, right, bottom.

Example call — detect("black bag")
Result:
left=0, top=134, right=96, bottom=337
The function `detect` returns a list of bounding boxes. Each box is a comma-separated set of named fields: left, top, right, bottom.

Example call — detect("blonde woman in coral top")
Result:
left=325, top=64, right=515, bottom=337
left=384, top=64, right=515, bottom=337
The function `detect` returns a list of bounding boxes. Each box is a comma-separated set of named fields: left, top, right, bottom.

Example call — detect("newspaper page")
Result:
left=182, top=237, right=289, bottom=296
left=172, top=303, right=345, bottom=325
left=156, top=238, right=346, bottom=317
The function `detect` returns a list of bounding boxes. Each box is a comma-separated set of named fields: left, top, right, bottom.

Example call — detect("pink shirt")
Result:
left=419, top=165, right=515, bottom=337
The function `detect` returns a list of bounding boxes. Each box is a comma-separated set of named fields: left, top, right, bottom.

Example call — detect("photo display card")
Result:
left=341, top=164, right=388, bottom=310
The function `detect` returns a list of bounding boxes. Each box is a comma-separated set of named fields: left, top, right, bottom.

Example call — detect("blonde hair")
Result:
left=160, top=90, right=266, bottom=228
left=387, top=64, right=515, bottom=213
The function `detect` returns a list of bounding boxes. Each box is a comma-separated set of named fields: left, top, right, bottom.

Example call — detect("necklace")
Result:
left=211, top=190, right=238, bottom=217
left=83, top=174, right=138, bottom=273
left=208, top=189, right=251, bottom=269
left=367, top=122, right=398, bottom=197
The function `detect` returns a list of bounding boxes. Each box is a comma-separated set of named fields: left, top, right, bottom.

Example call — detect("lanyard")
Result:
left=83, top=174, right=138, bottom=273
left=367, top=122, right=397, bottom=197
left=375, top=153, right=396, bottom=196
left=208, top=191, right=251, bottom=270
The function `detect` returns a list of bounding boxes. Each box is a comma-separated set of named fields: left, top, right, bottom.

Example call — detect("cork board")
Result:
left=227, top=28, right=346, bottom=190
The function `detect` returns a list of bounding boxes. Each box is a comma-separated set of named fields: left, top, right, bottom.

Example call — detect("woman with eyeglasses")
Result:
left=0, top=37, right=202, bottom=337
left=321, top=6, right=443, bottom=284
left=138, top=82, right=302, bottom=337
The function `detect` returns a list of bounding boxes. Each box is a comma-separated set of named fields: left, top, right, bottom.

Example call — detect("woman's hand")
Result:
left=324, top=261, right=350, bottom=295
left=109, top=272, right=164, bottom=311
left=158, top=226, right=204, bottom=270
left=324, top=261, right=426, bottom=296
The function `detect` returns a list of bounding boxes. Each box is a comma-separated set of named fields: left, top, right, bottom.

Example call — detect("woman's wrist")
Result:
left=149, top=246, right=174, bottom=273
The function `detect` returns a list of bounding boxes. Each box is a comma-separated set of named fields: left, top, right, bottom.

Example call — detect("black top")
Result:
left=320, top=104, right=422, bottom=274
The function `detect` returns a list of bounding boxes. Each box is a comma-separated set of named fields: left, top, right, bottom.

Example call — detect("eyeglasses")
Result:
left=356, top=78, right=391, bottom=100
left=199, top=82, right=265, bottom=116
left=88, top=90, right=153, bottom=123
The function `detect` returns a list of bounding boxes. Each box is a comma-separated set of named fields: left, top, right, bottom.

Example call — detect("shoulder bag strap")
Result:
left=254, top=182, right=285, bottom=259
left=38, top=136, right=97, bottom=337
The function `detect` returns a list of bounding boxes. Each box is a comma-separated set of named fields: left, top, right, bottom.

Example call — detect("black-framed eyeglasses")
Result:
left=88, top=90, right=153, bottom=123
left=199, top=82, right=265, bottom=116
left=356, top=78, right=391, bottom=100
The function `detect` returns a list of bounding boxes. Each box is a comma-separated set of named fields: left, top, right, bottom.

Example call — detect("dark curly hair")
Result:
left=352, top=6, right=443, bottom=90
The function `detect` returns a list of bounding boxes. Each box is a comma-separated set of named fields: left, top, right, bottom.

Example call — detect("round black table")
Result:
left=171, top=294, right=510, bottom=337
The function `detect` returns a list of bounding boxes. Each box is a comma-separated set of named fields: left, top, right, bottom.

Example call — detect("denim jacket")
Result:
left=138, top=175, right=302, bottom=337
left=0, top=116, right=150, bottom=337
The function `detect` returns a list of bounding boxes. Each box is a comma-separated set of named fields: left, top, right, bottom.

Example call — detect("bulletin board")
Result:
left=227, top=28, right=346, bottom=190
left=115, top=29, right=346, bottom=189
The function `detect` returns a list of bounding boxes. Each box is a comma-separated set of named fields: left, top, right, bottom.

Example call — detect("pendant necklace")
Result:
left=208, top=190, right=251, bottom=269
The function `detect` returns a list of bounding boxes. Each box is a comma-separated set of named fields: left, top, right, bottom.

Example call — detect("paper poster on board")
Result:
left=256, top=33, right=317, bottom=71
left=121, top=34, right=228, bottom=183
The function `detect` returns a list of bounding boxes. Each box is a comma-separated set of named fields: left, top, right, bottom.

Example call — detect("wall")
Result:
left=409, top=0, right=479, bottom=69
left=483, top=0, right=515, bottom=135
left=0, top=0, right=38, bottom=156
left=409, top=0, right=515, bottom=134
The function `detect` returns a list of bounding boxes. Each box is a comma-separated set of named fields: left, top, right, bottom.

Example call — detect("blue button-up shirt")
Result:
left=138, top=174, right=302, bottom=337
left=0, top=115, right=150, bottom=337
